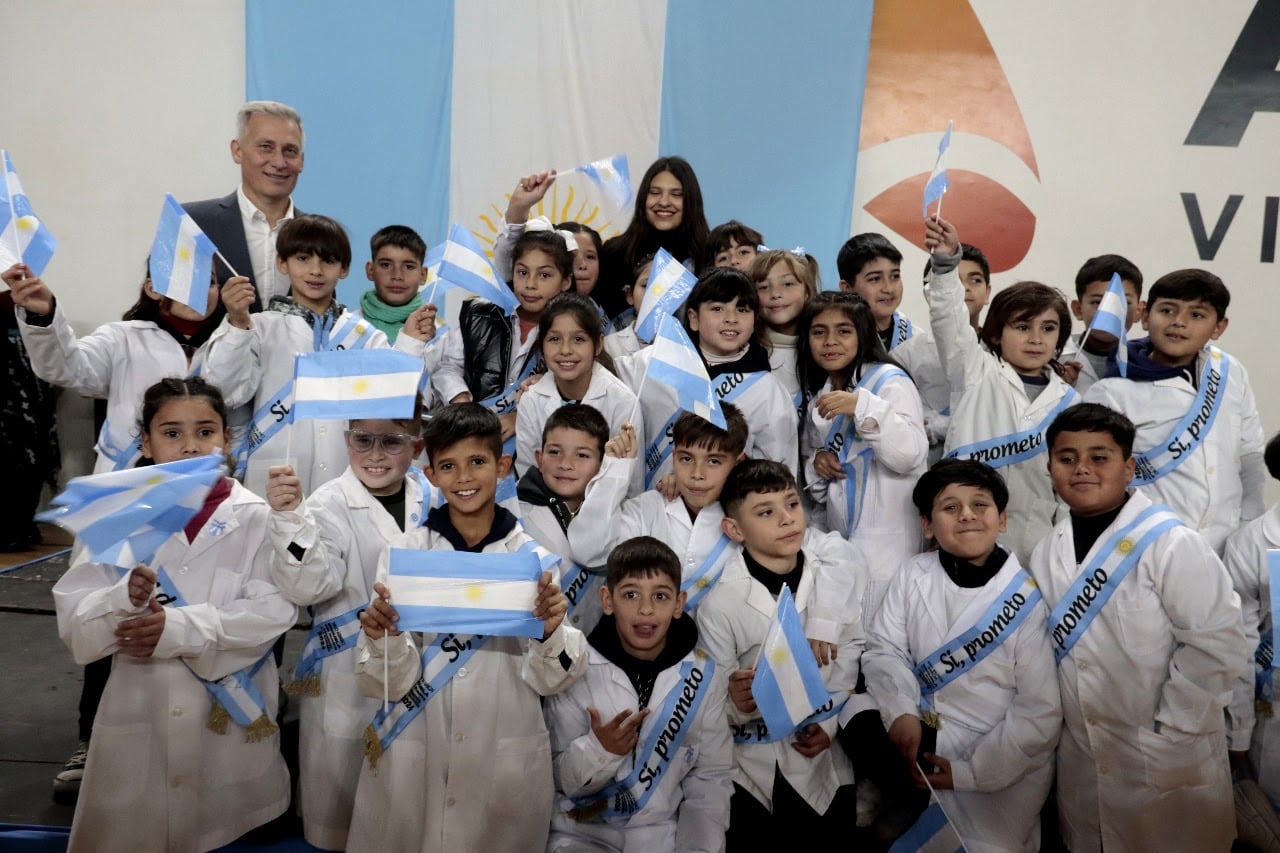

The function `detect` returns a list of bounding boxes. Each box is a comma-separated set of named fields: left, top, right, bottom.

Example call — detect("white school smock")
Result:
left=766, top=329, right=801, bottom=401
left=1222, top=503, right=1280, bottom=799
left=17, top=305, right=214, bottom=472
left=514, top=362, right=644, bottom=483
left=1084, top=347, right=1266, bottom=555
left=892, top=328, right=953, bottom=463
left=52, top=481, right=295, bottom=853
left=695, top=554, right=863, bottom=815
left=1027, top=489, right=1246, bottom=853
left=863, top=551, right=1061, bottom=853
left=346, top=522, right=588, bottom=853
left=801, top=370, right=926, bottom=616
left=928, top=264, right=1072, bottom=564
left=604, top=324, right=644, bottom=361
left=545, top=643, right=734, bottom=853
left=201, top=310, right=425, bottom=498
left=430, top=309, right=536, bottom=405
left=267, top=466, right=425, bottom=851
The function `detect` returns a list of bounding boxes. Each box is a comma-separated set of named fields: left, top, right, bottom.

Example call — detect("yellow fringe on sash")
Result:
left=566, top=800, right=607, bottom=823
left=207, top=702, right=231, bottom=735
left=283, top=676, right=322, bottom=697
left=206, top=702, right=280, bottom=741
left=363, top=724, right=384, bottom=770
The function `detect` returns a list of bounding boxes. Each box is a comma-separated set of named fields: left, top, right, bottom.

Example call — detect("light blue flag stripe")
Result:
left=438, top=223, right=519, bottom=313
left=294, top=348, right=423, bottom=379
left=752, top=586, right=829, bottom=736
left=49, top=454, right=221, bottom=506
left=578, top=153, right=632, bottom=211
left=635, top=248, right=698, bottom=343
left=388, top=548, right=541, bottom=582
left=3, top=150, right=59, bottom=276
left=149, top=194, right=215, bottom=313
left=391, top=605, right=544, bottom=639
left=290, top=397, right=415, bottom=421
left=1269, top=551, right=1280, bottom=657
left=0, top=153, right=10, bottom=237
left=889, top=801, right=964, bottom=853
left=647, top=318, right=728, bottom=430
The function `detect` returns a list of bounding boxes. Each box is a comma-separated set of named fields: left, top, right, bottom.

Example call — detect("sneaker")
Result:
left=52, top=741, right=88, bottom=801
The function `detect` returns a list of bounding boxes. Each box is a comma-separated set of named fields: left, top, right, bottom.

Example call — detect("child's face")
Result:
left=278, top=251, right=348, bottom=314
left=757, top=261, right=807, bottom=333
left=997, top=308, right=1061, bottom=376
left=535, top=426, right=602, bottom=505
left=147, top=271, right=220, bottom=323
left=571, top=233, right=600, bottom=296
left=715, top=240, right=757, bottom=272
left=960, top=260, right=991, bottom=324
left=673, top=443, right=737, bottom=513
left=921, top=484, right=1006, bottom=563
left=366, top=245, right=426, bottom=307
left=687, top=298, right=754, bottom=357
left=645, top=170, right=684, bottom=232
left=345, top=418, right=420, bottom=496
left=841, top=257, right=902, bottom=330
left=1071, top=279, right=1140, bottom=347
left=808, top=307, right=859, bottom=376
left=141, top=398, right=228, bottom=464
left=601, top=570, right=686, bottom=661
left=512, top=248, right=571, bottom=319
left=543, top=313, right=600, bottom=389
left=1141, top=297, right=1227, bottom=366
left=1048, top=429, right=1135, bottom=517
left=626, top=267, right=651, bottom=313
left=722, top=487, right=806, bottom=568
left=424, top=437, right=511, bottom=518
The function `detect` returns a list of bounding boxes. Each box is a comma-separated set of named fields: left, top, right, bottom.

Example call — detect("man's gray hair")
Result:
left=236, top=100, right=305, bottom=148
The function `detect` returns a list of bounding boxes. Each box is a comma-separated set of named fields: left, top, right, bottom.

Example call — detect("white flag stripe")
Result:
left=294, top=369, right=423, bottom=402
left=168, top=215, right=204, bottom=307
left=766, top=639, right=823, bottom=723
left=389, top=576, right=539, bottom=612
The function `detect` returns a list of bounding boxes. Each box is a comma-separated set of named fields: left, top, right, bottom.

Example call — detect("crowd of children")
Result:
left=8, top=131, right=1276, bottom=852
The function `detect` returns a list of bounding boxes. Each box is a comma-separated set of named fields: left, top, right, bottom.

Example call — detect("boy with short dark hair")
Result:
left=348, top=403, right=587, bottom=853
left=707, top=219, right=764, bottom=272
left=837, top=232, right=911, bottom=350
left=544, top=536, right=734, bottom=851
left=1030, top=402, right=1246, bottom=851
left=1083, top=268, right=1265, bottom=554
left=358, top=224, right=438, bottom=345
left=864, top=458, right=1060, bottom=850
left=696, top=460, right=865, bottom=847
left=1060, top=253, right=1143, bottom=393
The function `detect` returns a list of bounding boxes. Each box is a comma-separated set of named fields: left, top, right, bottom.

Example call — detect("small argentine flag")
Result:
left=576, top=153, right=633, bottom=211
left=1086, top=272, right=1130, bottom=378
left=292, top=349, right=423, bottom=421
left=0, top=150, right=58, bottom=276
left=888, top=795, right=967, bottom=853
left=752, top=585, right=828, bottom=738
left=149, top=193, right=216, bottom=315
left=634, top=248, right=698, bottom=343
left=387, top=548, right=545, bottom=638
left=922, top=121, right=953, bottom=219
left=437, top=222, right=519, bottom=314
left=646, top=315, right=727, bottom=429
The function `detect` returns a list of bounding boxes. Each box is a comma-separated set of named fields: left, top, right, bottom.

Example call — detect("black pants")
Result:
left=727, top=771, right=873, bottom=850
left=78, top=657, right=112, bottom=742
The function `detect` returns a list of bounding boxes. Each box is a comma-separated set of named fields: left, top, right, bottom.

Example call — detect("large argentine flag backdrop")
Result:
left=247, top=1, right=872, bottom=306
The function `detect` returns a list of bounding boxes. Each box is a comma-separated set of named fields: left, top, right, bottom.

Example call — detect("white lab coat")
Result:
left=545, top=643, right=734, bottom=853
left=604, top=324, right=645, bottom=361
left=801, top=371, right=926, bottom=616
left=1027, top=490, right=1247, bottom=852
left=766, top=329, right=801, bottom=402
left=1222, top=503, right=1280, bottom=800
left=52, top=481, right=294, bottom=853
left=863, top=551, right=1061, bottom=853
left=927, top=264, right=1072, bottom=564
left=201, top=310, right=425, bottom=498
left=514, top=362, right=644, bottom=486
left=1084, top=346, right=1266, bottom=555
left=17, top=306, right=213, bottom=472
left=695, top=553, right=863, bottom=814
left=267, top=467, right=425, bottom=851
left=892, top=327, right=953, bottom=463
left=347, top=522, right=588, bottom=853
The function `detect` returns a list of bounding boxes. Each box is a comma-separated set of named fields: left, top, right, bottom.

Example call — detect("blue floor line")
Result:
left=0, top=549, right=71, bottom=577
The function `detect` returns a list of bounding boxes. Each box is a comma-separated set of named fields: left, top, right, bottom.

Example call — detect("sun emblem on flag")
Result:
left=464, top=584, right=485, bottom=603
left=177, top=246, right=192, bottom=262
left=694, top=577, right=710, bottom=590
left=17, top=216, right=36, bottom=233
left=1117, top=538, right=1135, bottom=554
left=769, top=647, right=790, bottom=666
left=145, top=475, right=165, bottom=486
left=350, top=378, right=370, bottom=396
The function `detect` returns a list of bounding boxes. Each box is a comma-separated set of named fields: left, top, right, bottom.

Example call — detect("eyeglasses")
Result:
left=344, top=430, right=416, bottom=455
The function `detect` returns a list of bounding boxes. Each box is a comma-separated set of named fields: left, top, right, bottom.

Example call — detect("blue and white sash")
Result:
left=478, top=355, right=541, bottom=457
left=98, top=419, right=145, bottom=471
left=1256, top=634, right=1275, bottom=717
left=290, top=604, right=365, bottom=694
left=889, top=312, right=914, bottom=350
left=1047, top=504, right=1183, bottom=663
left=946, top=387, right=1079, bottom=468
left=1131, top=347, right=1228, bottom=486
left=681, top=534, right=734, bottom=610
left=731, top=689, right=848, bottom=744
left=562, top=561, right=601, bottom=618
left=913, top=570, right=1041, bottom=725
left=644, top=370, right=767, bottom=488
left=571, top=657, right=716, bottom=819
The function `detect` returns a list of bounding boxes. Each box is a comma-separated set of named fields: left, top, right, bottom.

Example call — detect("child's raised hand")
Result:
left=815, top=390, right=859, bottom=420
left=888, top=713, right=926, bottom=787
left=127, top=564, right=158, bottom=608
left=921, top=752, right=954, bottom=789
left=728, top=668, right=758, bottom=714
left=221, top=276, right=255, bottom=329
left=400, top=303, right=436, bottom=343
left=6, top=266, right=55, bottom=315
left=505, top=171, right=557, bottom=222
left=587, top=706, right=650, bottom=756
left=924, top=216, right=961, bottom=258
left=266, top=464, right=302, bottom=512
left=534, top=570, right=568, bottom=640
left=813, top=450, right=844, bottom=481
left=115, top=598, right=165, bottom=657
left=808, top=638, right=838, bottom=666
left=359, top=581, right=401, bottom=639
left=653, top=473, right=679, bottom=501
left=604, top=423, right=638, bottom=459
left=791, top=722, right=832, bottom=758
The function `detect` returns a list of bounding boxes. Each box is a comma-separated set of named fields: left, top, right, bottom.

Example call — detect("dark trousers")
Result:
left=727, top=771, right=873, bottom=850
left=78, top=657, right=112, bottom=742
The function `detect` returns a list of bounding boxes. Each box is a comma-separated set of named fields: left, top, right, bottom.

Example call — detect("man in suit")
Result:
left=184, top=100, right=305, bottom=311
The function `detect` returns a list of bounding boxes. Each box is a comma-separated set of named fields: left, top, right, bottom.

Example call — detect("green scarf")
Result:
left=359, top=289, right=422, bottom=342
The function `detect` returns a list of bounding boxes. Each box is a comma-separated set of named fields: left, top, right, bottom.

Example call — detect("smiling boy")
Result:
left=837, top=232, right=911, bottom=351
left=356, top=225, right=437, bottom=345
